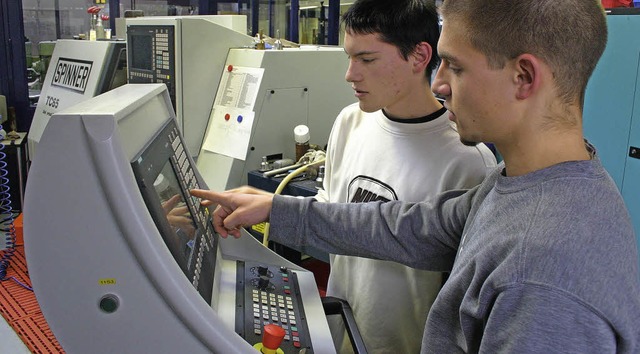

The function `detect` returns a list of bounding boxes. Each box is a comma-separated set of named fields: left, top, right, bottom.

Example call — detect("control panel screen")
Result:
left=127, top=25, right=177, bottom=109
left=129, top=34, right=153, bottom=71
left=131, top=120, right=217, bottom=303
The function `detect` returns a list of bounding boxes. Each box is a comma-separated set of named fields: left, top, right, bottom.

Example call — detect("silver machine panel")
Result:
left=28, top=39, right=127, bottom=161
left=196, top=47, right=355, bottom=192
left=126, top=15, right=255, bottom=157
left=23, top=84, right=335, bottom=353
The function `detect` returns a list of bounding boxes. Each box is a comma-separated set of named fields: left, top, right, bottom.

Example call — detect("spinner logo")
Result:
left=51, top=57, right=93, bottom=93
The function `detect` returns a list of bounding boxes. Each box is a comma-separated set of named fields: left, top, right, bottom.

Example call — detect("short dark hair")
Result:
left=341, top=0, right=441, bottom=78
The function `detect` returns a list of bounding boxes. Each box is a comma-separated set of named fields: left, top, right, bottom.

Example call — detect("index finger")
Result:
left=190, top=189, right=234, bottom=209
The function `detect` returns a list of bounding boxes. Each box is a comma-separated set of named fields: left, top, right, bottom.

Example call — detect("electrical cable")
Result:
left=0, top=128, right=32, bottom=291
left=262, top=150, right=326, bottom=247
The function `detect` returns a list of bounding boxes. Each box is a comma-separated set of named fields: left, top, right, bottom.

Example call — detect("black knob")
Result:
left=258, top=275, right=270, bottom=290
left=257, top=265, right=269, bottom=276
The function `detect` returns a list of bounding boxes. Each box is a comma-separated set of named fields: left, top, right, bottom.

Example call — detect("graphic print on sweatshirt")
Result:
left=347, top=175, right=398, bottom=203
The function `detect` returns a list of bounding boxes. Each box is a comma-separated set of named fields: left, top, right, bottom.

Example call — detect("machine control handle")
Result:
left=322, top=296, right=369, bottom=354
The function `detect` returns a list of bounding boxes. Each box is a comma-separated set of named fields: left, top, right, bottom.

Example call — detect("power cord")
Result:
left=262, top=150, right=326, bottom=247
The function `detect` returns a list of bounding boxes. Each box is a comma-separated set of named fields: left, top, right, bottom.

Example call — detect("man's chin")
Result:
left=460, top=138, right=479, bottom=147
left=358, top=102, right=379, bottom=113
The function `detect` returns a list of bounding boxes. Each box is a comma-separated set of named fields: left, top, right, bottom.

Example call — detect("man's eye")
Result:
left=442, top=60, right=461, bottom=74
left=361, top=58, right=375, bottom=63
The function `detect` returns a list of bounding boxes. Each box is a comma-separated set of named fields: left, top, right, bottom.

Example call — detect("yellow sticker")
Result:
left=252, top=222, right=266, bottom=234
left=99, top=278, right=116, bottom=285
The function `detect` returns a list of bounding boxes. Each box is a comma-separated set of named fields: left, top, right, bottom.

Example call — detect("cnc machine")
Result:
left=23, top=84, right=336, bottom=353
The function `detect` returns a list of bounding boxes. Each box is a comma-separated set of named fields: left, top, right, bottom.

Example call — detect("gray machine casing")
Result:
left=197, top=47, right=355, bottom=192
left=23, top=84, right=335, bottom=353
left=27, top=39, right=126, bottom=160
left=126, top=15, right=254, bottom=156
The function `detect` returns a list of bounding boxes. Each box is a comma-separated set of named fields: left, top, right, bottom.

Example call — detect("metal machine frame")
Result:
left=27, top=39, right=126, bottom=161
left=196, top=46, right=355, bottom=192
left=126, top=15, right=254, bottom=156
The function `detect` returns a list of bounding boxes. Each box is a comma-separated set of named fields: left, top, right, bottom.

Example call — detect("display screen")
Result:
left=129, top=34, right=153, bottom=71
left=131, top=120, right=217, bottom=303
left=153, top=162, right=197, bottom=270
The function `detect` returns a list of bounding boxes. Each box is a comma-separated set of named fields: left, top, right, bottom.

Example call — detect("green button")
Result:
left=99, top=294, right=119, bottom=313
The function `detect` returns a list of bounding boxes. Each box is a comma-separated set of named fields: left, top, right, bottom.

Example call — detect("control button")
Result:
left=98, top=294, right=119, bottom=313
left=261, top=324, right=286, bottom=352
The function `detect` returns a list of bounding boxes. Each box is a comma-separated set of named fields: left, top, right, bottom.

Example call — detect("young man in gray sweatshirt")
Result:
left=192, top=0, right=640, bottom=352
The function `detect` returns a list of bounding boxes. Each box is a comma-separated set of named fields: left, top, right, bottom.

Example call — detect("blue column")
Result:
left=327, top=0, right=339, bottom=45
left=268, top=0, right=274, bottom=37
left=0, top=0, right=31, bottom=131
left=109, top=0, right=119, bottom=36
left=288, top=0, right=299, bottom=43
left=55, top=0, right=61, bottom=39
left=250, top=0, right=259, bottom=36
left=199, top=0, right=217, bottom=15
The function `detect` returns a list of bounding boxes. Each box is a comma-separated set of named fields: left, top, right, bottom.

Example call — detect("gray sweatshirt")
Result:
left=269, top=158, right=640, bottom=353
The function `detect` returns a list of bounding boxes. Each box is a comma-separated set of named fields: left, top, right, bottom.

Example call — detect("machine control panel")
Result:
left=132, top=121, right=218, bottom=302
left=128, top=25, right=177, bottom=107
left=237, top=262, right=314, bottom=352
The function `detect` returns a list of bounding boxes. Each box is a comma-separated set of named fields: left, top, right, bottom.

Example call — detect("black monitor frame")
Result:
left=131, top=119, right=217, bottom=303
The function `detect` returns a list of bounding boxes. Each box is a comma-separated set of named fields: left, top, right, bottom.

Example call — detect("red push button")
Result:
left=262, top=324, right=286, bottom=350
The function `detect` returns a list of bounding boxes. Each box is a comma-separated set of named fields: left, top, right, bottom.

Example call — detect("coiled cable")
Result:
left=0, top=128, right=32, bottom=291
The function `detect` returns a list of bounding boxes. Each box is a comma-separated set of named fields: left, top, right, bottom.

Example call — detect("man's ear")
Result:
left=412, top=42, right=433, bottom=74
left=513, top=54, right=541, bottom=100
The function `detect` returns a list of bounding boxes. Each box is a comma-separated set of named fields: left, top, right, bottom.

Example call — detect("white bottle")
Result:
left=294, top=125, right=310, bottom=163
left=96, top=16, right=105, bottom=40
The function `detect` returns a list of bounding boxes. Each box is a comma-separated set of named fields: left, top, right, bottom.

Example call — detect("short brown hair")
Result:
left=440, top=0, right=607, bottom=105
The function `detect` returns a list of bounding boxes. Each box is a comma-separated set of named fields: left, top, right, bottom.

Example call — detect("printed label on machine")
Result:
left=214, top=66, right=264, bottom=110
left=51, top=57, right=94, bottom=93
left=201, top=105, right=255, bottom=160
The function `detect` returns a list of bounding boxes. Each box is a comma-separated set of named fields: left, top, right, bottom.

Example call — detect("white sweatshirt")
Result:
left=315, top=102, right=497, bottom=353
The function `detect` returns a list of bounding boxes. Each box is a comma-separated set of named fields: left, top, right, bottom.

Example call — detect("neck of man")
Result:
left=384, top=84, right=443, bottom=119
left=497, top=103, right=591, bottom=177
